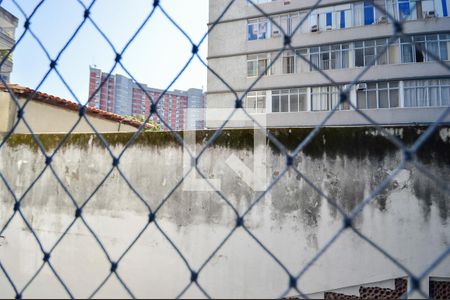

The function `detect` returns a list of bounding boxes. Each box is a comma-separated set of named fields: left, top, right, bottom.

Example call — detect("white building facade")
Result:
left=207, top=0, right=450, bottom=128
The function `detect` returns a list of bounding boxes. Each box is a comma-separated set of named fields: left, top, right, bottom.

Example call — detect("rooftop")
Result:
left=0, top=84, right=154, bottom=130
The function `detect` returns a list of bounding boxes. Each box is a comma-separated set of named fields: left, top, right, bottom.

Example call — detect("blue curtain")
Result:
left=398, top=0, right=410, bottom=19
left=326, top=12, right=332, bottom=27
left=340, top=11, right=346, bottom=28
left=442, top=0, right=448, bottom=16
left=364, top=1, right=374, bottom=25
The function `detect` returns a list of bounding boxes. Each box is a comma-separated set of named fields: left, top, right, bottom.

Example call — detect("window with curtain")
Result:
left=404, top=79, right=450, bottom=107
left=398, top=0, right=411, bottom=20
left=357, top=81, right=400, bottom=109
left=271, top=89, right=308, bottom=112
left=282, top=51, right=295, bottom=74
left=246, top=91, right=267, bottom=113
left=401, top=38, right=414, bottom=63
left=296, top=49, right=309, bottom=73
left=364, top=0, right=375, bottom=25
left=312, top=87, right=329, bottom=111
left=247, top=54, right=270, bottom=77
left=247, top=18, right=270, bottom=41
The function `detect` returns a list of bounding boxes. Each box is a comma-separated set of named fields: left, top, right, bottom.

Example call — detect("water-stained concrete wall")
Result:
left=0, top=127, right=449, bottom=298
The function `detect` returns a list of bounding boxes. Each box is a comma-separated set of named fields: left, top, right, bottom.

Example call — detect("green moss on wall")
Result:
left=5, top=126, right=450, bottom=164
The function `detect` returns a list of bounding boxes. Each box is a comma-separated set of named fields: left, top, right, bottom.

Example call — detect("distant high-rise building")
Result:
left=185, top=88, right=206, bottom=130
left=88, top=66, right=204, bottom=131
left=0, top=7, right=18, bottom=83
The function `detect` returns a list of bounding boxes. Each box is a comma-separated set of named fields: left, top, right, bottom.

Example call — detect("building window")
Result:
left=248, top=18, right=270, bottom=40
left=355, top=39, right=392, bottom=67
left=339, top=10, right=346, bottom=28
left=364, top=0, right=375, bottom=25
left=310, top=44, right=349, bottom=71
left=311, top=86, right=347, bottom=111
left=401, top=34, right=450, bottom=63
left=295, top=49, right=309, bottom=73
left=357, top=81, right=400, bottom=109
left=443, top=0, right=449, bottom=16
left=272, top=89, right=307, bottom=112
left=404, top=79, right=450, bottom=107
left=282, top=51, right=295, bottom=74
left=246, top=91, right=266, bottom=113
left=247, top=54, right=271, bottom=77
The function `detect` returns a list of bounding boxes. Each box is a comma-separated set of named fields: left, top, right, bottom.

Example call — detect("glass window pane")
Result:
left=367, top=90, right=377, bottom=108
left=247, top=61, right=256, bottom=77
left=258, top=59, right=268, bottom=75
left=357, top=90, right=367, bottom=109
left=440, top=42, right=448, bottom=61
left=367, top=83, right=377, bottom=89
left=248, top=23, right=258, bottom=40
left=272, top=95, right=280, bottom=112
left=426, top=41, right=439, bottom=61
left=247, top=96, right=256, bottom=112
left=390, top=89, right=399, bottom=107
left=401, top=44, right=413, bottom=63
left=342, top=50, right=349, bottom=68
left=398, top=0, right=411, bottom=19
left=311, top=53, right=320, bottom=71
left=441, top=87, right=450, bottom=106
left=388, top=43, right=400, bottom=64
left=417, top=87, right=427, bottom=107
left=377, top=46, right=388, bottom=65
left=299, top=93, right=307, bottom=111
left=257, top=96, right=266, bottom=113
left=379, top=90, right=389, bottom=108
left=355, top=49, right=364, bottom=67
left=290, top=94, right=299, bottom=112
left=281, top=95, right=289, bottom=112
left=364, top=1, right=375, bottom=25
left=429, top=87, right=439, bottom=106
left=321, top=52, right=330, bottom=70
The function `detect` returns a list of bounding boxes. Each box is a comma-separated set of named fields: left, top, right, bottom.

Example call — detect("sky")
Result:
left=1, top=0, right=209, bottom=104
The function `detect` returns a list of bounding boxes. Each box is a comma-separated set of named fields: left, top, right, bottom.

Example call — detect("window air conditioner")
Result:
left=376, top=16, right=388, bottom=24
left=357, top=83, right=367, bottom=90
left=343, top=84, right=352, bottom=91
left=424, top=11, right=436, bottom=18
left=310, top=25, right=318, bottom=32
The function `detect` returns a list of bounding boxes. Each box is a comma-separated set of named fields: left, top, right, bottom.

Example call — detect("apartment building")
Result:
left=89, top=67, right=205, bottom=131
left=183, top=88, right=206, bottom=130
left=207, top=0, right=450, bottom=128
left=0, top=7, right=18, bottom=83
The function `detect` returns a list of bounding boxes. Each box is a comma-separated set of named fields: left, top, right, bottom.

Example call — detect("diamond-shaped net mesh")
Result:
left=0, top=0, right=449, bottom=298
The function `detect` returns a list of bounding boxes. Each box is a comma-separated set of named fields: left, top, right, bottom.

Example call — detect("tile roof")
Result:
left=0, top=84, right=153, bottom=129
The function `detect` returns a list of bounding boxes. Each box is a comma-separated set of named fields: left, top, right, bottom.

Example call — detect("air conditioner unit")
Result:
left=272, top=29, right=281, bottom=37
left=310, top=25, right=318, bottom=32
left=424, top=10, right=436, bottom=18
left=376, top=16, right=388, bottom=24
left=357, top=83, right=367, bottom=90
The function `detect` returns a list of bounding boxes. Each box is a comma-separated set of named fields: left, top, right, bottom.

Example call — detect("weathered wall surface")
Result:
left=0, top=127, right=449, bottom=298
left=0, top=92, right=138, bottom=134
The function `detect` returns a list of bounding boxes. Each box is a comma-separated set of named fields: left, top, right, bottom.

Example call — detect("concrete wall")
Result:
left=0, top=127, right=449, bottom=298
left=0, top=92, right=138, bottom=134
